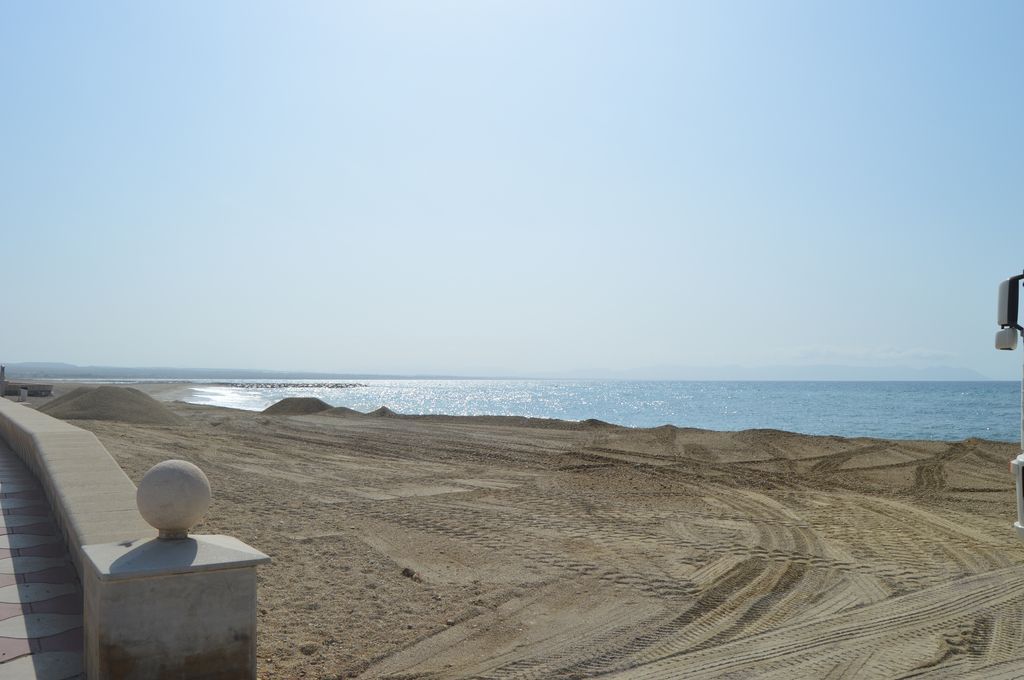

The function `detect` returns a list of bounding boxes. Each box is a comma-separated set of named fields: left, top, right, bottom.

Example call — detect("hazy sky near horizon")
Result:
left=2, top=1, right=1022, bottom=378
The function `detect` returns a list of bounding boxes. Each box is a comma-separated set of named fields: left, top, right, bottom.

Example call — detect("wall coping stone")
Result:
left=84, top=535, right=270, bottom=581
left=0, top=399, right=152, bottom=575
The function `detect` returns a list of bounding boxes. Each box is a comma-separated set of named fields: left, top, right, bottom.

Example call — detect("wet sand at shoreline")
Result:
left=27, top=385, right=1024, bottom=678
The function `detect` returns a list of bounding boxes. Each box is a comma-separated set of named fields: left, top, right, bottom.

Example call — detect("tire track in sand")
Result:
left=602, top=565, right=1024, bottom=679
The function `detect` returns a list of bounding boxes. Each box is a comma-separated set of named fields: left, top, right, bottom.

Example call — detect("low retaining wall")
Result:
left=0, top=398, right=269, bottom=678
left=0, top=398, right=151, bottom=574
left=1, top=382, right=53, bottom=396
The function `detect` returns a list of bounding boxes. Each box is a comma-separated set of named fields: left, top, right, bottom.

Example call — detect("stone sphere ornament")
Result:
left=136, top=459, right=212, bottom=539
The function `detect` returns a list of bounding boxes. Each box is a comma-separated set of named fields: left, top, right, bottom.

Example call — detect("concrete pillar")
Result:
left=82, top=535, right=269, bottom=678
left=81, top=460, right=270, bottom=678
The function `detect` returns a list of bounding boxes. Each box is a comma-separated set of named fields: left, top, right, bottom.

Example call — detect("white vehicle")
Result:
left=997, top=273, right=1024, bottom=539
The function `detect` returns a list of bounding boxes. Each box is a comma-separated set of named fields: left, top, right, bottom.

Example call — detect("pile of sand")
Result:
left=262, top=398, right=332, bottom=416
left=367, top=406, right=398, bottom=417
left=325, top=406, right=365, bottom=417
left=316, top=406, right=619, bottom=430
left=39, top=386, right=183, bottom=426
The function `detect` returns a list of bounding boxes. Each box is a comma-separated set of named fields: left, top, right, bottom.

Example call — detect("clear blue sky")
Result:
left=2, top=1, right=1021, bottom=378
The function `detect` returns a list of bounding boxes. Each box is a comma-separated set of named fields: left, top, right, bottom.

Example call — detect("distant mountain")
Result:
left=535, top=364, right=994, bottom=381
left=0, top=362, right=993, bottom=382
left=0, top=363, right=408, bottom=381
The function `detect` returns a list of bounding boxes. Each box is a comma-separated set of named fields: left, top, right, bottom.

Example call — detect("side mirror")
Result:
left=999, top=278, right=1020, bottom=328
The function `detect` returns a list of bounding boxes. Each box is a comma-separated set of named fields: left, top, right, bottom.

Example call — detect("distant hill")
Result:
left=0, top=362, right=994, bottom=382
left=538, top=364, right=994, bottom=381
left=0, top=362, right=458, bottom=381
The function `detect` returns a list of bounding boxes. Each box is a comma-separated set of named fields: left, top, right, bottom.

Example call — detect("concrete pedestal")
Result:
left=82, top=534, right=270, bottom=679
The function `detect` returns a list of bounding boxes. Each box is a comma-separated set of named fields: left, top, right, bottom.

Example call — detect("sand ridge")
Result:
left=37, top=386, right=183, bottom=426
left=55, top=392, right=1024, bottom=679
left=321, top=404, right=621, bottom=431
left=263, top=398, right=333, bottom=416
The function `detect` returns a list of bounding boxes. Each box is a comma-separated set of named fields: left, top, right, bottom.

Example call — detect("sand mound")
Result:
left=411, top=414, right=602, bottom=430
left=324, top=406, right=365, bottom=417
left=311, top=407, right=616, bottom=430
left=367, top=406, right=398, bottom=417
left=40, top=386, right=96, bottom=412
left=262, top=398, right=332, bottom=416
left=39, top=386, right=183, bottom=426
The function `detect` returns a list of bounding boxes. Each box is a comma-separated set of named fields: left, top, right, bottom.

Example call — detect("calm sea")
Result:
left=182, top=380, right=1022, bottom=443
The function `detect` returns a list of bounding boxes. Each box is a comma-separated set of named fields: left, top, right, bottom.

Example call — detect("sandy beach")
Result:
left=23, top=384, right=1024, bottom=678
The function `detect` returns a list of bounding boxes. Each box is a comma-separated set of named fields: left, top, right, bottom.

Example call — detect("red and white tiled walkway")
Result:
left=0, top=442, right=82, bottom=679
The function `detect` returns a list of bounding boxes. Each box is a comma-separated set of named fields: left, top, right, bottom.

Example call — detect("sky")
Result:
left=1, top=1, right=1022, bottom=378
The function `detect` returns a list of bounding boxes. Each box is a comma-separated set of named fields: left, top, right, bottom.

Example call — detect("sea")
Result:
left=177, top=379, right=1023, bottom=443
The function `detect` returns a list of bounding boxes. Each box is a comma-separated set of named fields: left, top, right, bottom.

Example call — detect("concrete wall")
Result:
left=0, top=399, right=269, bottom=678
left=0, top=398, right=151, bottom=575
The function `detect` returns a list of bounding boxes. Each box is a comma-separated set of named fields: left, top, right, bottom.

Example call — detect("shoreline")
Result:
left=14, top=380, right=1017, bottom=445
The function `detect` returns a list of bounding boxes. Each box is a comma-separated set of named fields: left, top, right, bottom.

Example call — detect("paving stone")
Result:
left=0, top=497, right=47, bottom=507
left=0, top=559, right=70, bottom=576
left=0, top=545, right=60, bottom=560
left=0, top=635, right=30, bottom=662
left=0, top=584, right=78, bottom=605
left=0, top=516, right=58, bottom=529
left=18, top=567, right=77, bottom=585
left=0, top=523, right=57, bottom=537
left=15, top=544, right=68, bottom=559
left=0, top=536, right=61, bottom=551
left=0, top=602, right=27, bottom=622
left=0, top=438, right=83, bottom=678
left=0, top=614, right=82, bottom=639
left=0, top=594, right=81, bottom=621
left=0, top=651, right=84, bottom=679
left=0, top=486, right=39, bottom=496
left=35, top=628, right=82, bottom=654
left=0, top=628, right=83, bottom=664
left=2, top=508, right=51, bottom=517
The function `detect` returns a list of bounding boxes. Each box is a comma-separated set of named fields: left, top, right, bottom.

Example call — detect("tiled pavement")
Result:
left=0, top=443, right=82, bottom=679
